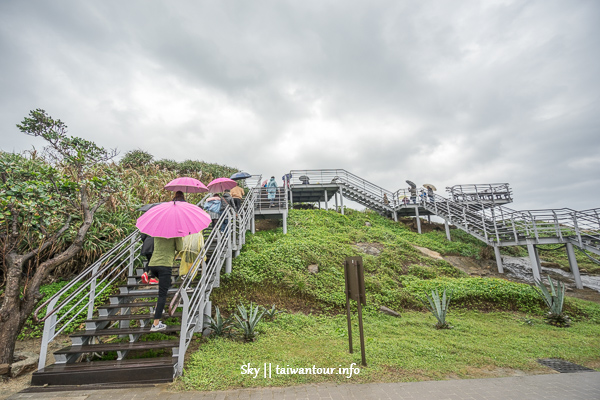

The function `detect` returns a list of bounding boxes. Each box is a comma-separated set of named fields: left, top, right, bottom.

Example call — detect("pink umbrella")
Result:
left=164, top=177, right=208, bottom=193
left=207, top=177, right=237, bottom=193
left=136, top=201, right=211, bottom=238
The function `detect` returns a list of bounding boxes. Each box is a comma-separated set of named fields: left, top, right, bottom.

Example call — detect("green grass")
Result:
left=178, top=310, right=600, bottom=391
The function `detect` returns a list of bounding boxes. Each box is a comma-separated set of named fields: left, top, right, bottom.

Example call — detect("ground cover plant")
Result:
left=178, top=310, right=600, bottom=391
left=196, top=208, right=600, bottom=390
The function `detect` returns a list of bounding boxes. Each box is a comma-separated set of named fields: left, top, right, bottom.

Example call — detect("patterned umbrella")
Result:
left=423, top=183, right=437, bottom=191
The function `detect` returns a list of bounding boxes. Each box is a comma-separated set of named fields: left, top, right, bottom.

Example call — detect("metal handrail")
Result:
left=289, top=169, right=396, bottom=208
left=35, top=230, right=141, bottom=370
left=169, top=184, right=257, bottom=376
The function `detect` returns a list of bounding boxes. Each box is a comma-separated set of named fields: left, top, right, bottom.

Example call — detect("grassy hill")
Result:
left=179, top=208, right=600, bottom=391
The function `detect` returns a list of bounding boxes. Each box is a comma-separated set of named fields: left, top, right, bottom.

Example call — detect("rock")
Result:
left=10, top=352, right=38, bottom=378
left=354, top=242, right=383, bottom=256
left=379, top=306, right=401, bottom=317
left=365, top=222, right=372, bottom=227
left=0, top=364, right=9, bottom=376
left=307, top=264, right=319, bottom=274
left=413, top=245, right=443, bottom=260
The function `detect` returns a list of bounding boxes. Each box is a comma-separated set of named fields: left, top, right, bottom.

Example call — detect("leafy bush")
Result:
left=120, top=149, right=153, bottom=168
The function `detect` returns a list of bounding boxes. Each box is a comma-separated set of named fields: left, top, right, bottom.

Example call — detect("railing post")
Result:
left=572, top=212, right=583, bottom=247
left=177, top=291, right=190, bottom=376
left=324, top=189, right=328, bottom=211
left=87, top=263, right=100, bottom=319
left=38, top=297, right=59, bottom=371
left=128, top=235, right=136, bottom=277
left=225, top=213, right=233, bottom=274
left=340, top=186, right=344, bottom=215
left=444, top=220, right=451, bottom=241
left=552, top=210, right=563, bottom=241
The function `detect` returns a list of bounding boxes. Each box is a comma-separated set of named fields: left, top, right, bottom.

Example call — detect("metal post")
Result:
left=87, top=264, right=99, bottom=319
left=494, top=244, right=504, bottom=273
left=566, top=242, right=583, bottom=289
left=251, top=214, right=256, bottom=234
left=445, top=220, right=451, bottom=241
left=283, top=210, right=288, bottom=234
left=290, top=188, right=293, bottom=209
left=335, top=191, right=339, bottom=212
left=38, top=297, right=59, bottom=371
left=128, top=235, right=136, bottom=277
left=415, top=206, right=422, bottom=234
left=324, top=189, right=328, bottom=211
left=393, top=211, right=398, bottom=222
left=177, top=291, right=190, bottom=376
left=225, top=219, right=232, bottom=274
left=572, top=212, right=583, bottom=247
left=527, top=242, right=542, bottom=282
left=340, top=186, right=344, bottom=215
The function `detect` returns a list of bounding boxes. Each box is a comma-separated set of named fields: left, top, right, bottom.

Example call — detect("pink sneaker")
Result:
left=149, top=278, right=159, bottom=285
left=141, top=272, right=149, bottom=284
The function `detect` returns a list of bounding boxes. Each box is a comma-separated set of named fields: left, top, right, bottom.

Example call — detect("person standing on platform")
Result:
left=267, top=176, right=278, bottom=207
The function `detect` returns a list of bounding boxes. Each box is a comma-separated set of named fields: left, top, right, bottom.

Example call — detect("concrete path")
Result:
left=7, top=372, right=600, bottom=400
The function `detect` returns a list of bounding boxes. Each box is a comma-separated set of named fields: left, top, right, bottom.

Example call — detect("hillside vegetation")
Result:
left=213, top=209, right=600, bottom=321
left=183, top=208, right=600, bottom=391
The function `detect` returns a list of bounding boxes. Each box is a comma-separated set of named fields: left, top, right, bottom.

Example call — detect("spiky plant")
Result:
left=419, top=288, right=453, bottom=329
left=535, top=277, right=571, bottom=327
left=233, top=302, right=266, bottom=342
left=205, top=306, right=234, bottom=337
left=263, top=304, right=279, bottom=320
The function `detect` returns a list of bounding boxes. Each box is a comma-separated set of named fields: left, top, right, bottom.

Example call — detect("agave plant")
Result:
left=535, top=277, right=571, bottom=327
left=205, top=306, right=234, bottom=337
left=419, top=288, right=453, bottom=329
left=263, top=304, right=279, bottom=320
left=233, top=302, right=266, bottom=342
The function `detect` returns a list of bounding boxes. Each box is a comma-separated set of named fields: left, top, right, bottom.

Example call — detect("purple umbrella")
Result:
left=207, top=177, right=237, bottom=193
left=164, top=177, right=208, bottom=193
left=136, top=201, right=211, bottom=238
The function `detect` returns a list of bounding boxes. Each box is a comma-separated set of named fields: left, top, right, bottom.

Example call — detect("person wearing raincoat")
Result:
left=266, top=176, right=278, bottom=207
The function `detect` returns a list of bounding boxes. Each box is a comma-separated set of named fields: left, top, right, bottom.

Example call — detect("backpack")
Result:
left=204, top=200, right=221, bottom=214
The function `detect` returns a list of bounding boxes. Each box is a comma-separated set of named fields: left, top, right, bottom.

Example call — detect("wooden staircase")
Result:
left=32, top=266, right=190, bottom=386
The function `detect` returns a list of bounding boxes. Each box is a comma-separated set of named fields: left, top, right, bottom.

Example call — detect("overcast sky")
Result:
left=1, top=0, right=599, bottom=211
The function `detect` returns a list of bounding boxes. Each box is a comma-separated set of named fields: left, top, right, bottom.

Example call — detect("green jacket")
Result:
left=148, top=237, right=183, bottom=267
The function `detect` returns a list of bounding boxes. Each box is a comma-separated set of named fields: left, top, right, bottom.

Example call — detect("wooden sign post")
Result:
left=344, top=256, right=367, bottom=367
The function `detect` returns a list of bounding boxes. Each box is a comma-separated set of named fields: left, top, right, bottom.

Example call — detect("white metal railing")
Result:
left=168, top=180, right=258, bottom=376
left=289, top=169, right=396, bottom=210
left=34, top=231, right=141, bottom=370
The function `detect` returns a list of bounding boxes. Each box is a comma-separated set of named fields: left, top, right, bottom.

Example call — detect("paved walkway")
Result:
left=7, top=372, right=600, bottom=400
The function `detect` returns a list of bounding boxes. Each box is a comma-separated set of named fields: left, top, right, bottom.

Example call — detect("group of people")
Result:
left=403, top=186, right=435, bottom=205
left=141, top=183, right=246, bottom=332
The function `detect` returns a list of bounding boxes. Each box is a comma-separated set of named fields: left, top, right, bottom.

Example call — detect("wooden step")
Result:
left=54, top=339, right=179, bottom=356
left=86, top=312, right=182, bottom=323
left=31, top=356, right=176, bottom=386
left=98, top=301, right=161, bottom=310
left=70, top=325, right=181, bottom=338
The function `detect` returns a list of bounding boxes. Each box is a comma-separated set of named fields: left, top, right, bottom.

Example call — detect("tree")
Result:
left=0, top=109, right=119, bottom=365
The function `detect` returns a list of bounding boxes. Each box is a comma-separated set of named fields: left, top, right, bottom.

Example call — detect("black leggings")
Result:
left=149, top=266, right=172, bottom=319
